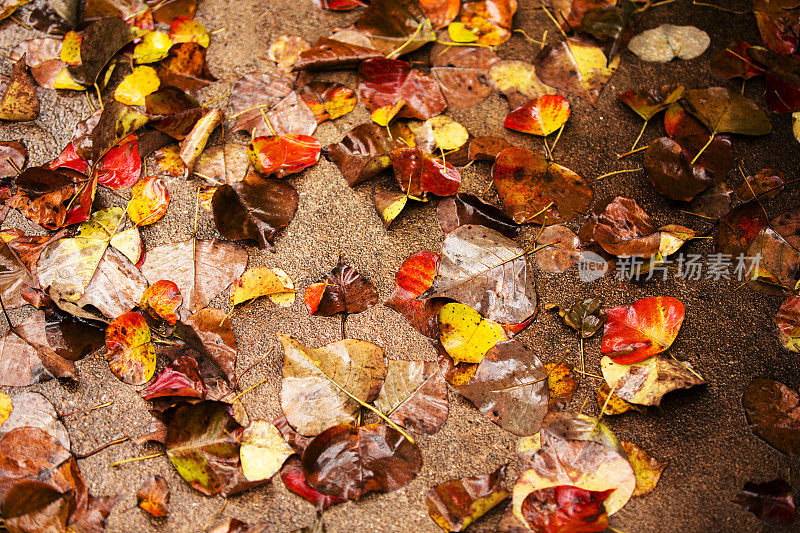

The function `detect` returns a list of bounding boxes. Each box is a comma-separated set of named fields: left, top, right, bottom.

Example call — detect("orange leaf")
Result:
left=504, top=94, right=570, bottom=136
left=601, top=296, right=685, bottom=364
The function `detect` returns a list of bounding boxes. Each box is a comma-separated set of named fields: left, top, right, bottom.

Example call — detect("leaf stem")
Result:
left=616, top=145, right=648, bottom=159
left=387, top=21, right=426, bottom=59
left=690, top=130, right=717, bottom=164
left=550, top=124, right=566, bottom=154
left=110, top=452, right=164, bottom=467
left=630, top=118, right=648, bottom=152
left=238, top=347, right=273, bottom=380
left=513, top=29, right=545, bottom=46
left=596, top=167, right=643, bottom=180
left=75, top=436, right=130, bottom=458
left=5, top=157, right=21, bottom=175
left=691, top=0, right=747, bottom=14
left=60, top=400, right=113, bottom=418
left=231, top=377, right=269, bottom=405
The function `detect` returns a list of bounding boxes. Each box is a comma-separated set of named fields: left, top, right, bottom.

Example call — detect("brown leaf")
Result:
left=324, top=122, right=411, bottom=186
left=621, top=441, right=667, bottom=497
left=294, top=37, right=382, bottom=71
left=0, top=58, right=40, bottom=122
left=374, top=360, right=448, bottom=435
left=140, top=238, right=248, bottom=314
left=211, top=172, right=299, bottom=250
left=492, top=147, right=593, bottom=225
left=0, top=140, right=27, bottom=178
left=643, top=137, right=714, bottom=201
left=301, top=423, right=422, bottom=500
left=68, top=17, right=139, bottom=85
left=535, top=38, right=620, bottom=105
left=303, top=259, right=379, bottom=316
left=137, top=475, right=170, bottom=517
left=457, top=340, right=548, bottom=436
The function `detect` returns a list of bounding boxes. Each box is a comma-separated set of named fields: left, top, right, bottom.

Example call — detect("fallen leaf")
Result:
left=301, top=423, right=422, bottom=500
left=137, top=475, right=170, bottom=518
left=128, top=175, right=169, bottom=226
left=248, top=135, right=321, bottom=178
left=733, top=478, right=796, bottom=525
left=165, top=401, right=247, bottom=496
left=299, top=81, right=357, bottom=122
left=486, top=60, right=556, bottom=110
left=742, top=378, right=800, bottom=457
left=597, top=382, right=644, bottom=415
left=457, top=339, right=548, bottom=436
left=105, top=311, right=155, bottom=385
left=169, top=16, right=209, bottom=48
left=776, top=294, right=800, bottom=353
left=618, top=84, right=685, bottom=121
left=231, top=266, right=295, bottom=308
left=374, top=360, right=448, bottom=435
left=545, top=362, right=579, bottom=409
left=392, top=147, right=461, bottom=197
left=601, top=296, right=685, bottom=364
left=68, top=17, right=140, bottom=85
left=358, top=58, right=447, bottom=120
left=181, top=308, right=239, bottom=388
left=1, top=479, right=72, bottom=532
left=621, top=441, right=667, bottom=498
left=279, top=334, right=387, bottom=436
left=535, top=38, right=620, bottom=105
left=0, top=58, right=39, bottom=122
left=324, top=122, right=411, bottom=186
left=281, top=455, right=346, bottom=510
left=240, top=420, right=294, bottom=482
left=459, top=0, right=517, bottom=45
left=753, top=0, right=800, bottom=55
left=385, top=250, right=445, bottom=339
left=627, top=24, right=710, bottom=62
left=520, top=485, right=613, bottom=533
left=157, top=42, right=216, bottom=91
left=468, top=136, right=512, bottom=161
left=145, top=86, right=204, bottom=140
left=141, top=356, right=204, bottom=400
left=426, top=465, right=509, bottom=532
left=493, top=147, right=594, bottom=225
left=437, top=194, right=519, bottom=239
left=681, top=87, right=771, bottom=136
left=737, top=169, right=785, bottom=200
left=513, top=411, right=636, bottom=518
left=134, top=30, right=173, bottom=64
left=601, top=355, right=705, bottom=406
left=303, top=259, right=378, bottom=316
left=504, top=95, right=571, bottom=136
left=140, top=238, right=247, bottom=313
left=373, top=188, right=409, bottom=228
left=710, top=42, right=765, bottom=80
left=294, top=36, right=382, bottom=71
left=431, top=44, right=499, bottom=110
left=423, top=115, right=469, bottom=151
left=579, top=197, right=659, bottom=257
left=114, top=65, right=161, bottom=106
left=267, top=34, right=311, bottom=71
left=179, top=108, right=222, bottom=171
left=714, top=200, right=769, bottom=257
left=643, top=137, right=713, bottom=201
left=355, top=0, right=436, bottom=55
left=439, top=302, right=508, bottom=364
left=0, top=140, right=26, bottom=178
left=93, top=134, right=142, bottom=190
left=546, top=298, right=605, bottom=338
left=535, top=225, right=581, bottom=273
left=140, top=280, right=182, bottom=326
left=0, top=392, right=69, bottom=450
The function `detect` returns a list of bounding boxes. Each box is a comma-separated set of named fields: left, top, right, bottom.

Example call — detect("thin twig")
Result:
left=630, top=118, right=649, bottom=152
left=203, top=498, right=228, bottom=532
left=616, top=145, right=648, bottom=159
left=231, top=377, right=269, bottom=405
left=110, top=452, right=164, bottom=468
left=75, top=436, right=130, bottom=458
left=513, top=29, right=545, bottom=46
left=596, top=167, right=643, bottom=180
left=550, top=124, right=566, bottom=154
left=692, top=0, right=747, bottom=14
left=680, top=210, right=714, bottom=220
left=5, top=157, right=21, bottom=175
left=60, top=400, right=113, bottom=418
left=238, top=347, right=274, bottom=380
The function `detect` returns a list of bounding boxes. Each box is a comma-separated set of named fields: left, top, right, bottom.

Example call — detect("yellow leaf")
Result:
left=621, top=441, right=668, bottom=497
left=53, top=68, right=86, bottom=91
left=0, top=393, right=11, bottom=429
left=371, top=99, right=405, bottom=127
left=240, top=420, right=294, bottom=482
left=114, top=66, right=161, bottom=106
left=439, top=303, right=507, bottom=364
left=170, top=17, right=210, bottom=48
left=133, top=31, right=173, bottom=64
left=447, top=21, right=479, bottom=43
left=230, top=266, right=295, bottom=307
left=60, top=31, right=81, bottom=65
left=425, top=115, right=469, bottom=151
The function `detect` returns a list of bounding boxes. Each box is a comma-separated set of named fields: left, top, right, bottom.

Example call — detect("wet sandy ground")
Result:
left=1, top=0, right=799, bottom=531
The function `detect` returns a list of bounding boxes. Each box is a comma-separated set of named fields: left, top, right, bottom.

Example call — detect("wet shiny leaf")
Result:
left=392, top=147, right=461, bottom=197
left=504, top=95, right=571, bottom=137
left=733, top=478, right=796, bottom=525
left=742, top=378, right=800, bottom=457
left=644, top=137, right=713, bottom=201
left=520, top=485, right=612, bottom=533
left=0, top=58, right=40, bottom=122
left=385, top=250, right=445, bottom=339
left=601, top=296, right=685, bottom=364
left=426, top=465, right=509, bottom=532
left=240, top=420, right=294, bottom=482
left=535, top=38, right=620, bottom=105
left=358, top=58, right=447, bottom=120
left=325, top=122, right=411, bottom=186
left=105, top=311, right=155, bottom=385
left=281, top=455, right=346, bottom=510
left=374, top=360, right=448, bottom=435
left=128, top=176, right=169, bottom=225
left=248, top=135, right=321, bottom=178
left=682, top=87, right=771, bottom=136
left=303, top=259, right=378, bottom=316
left=439, top=302, right=508, bottom=364
left=141, top=356, right=204, bottom=400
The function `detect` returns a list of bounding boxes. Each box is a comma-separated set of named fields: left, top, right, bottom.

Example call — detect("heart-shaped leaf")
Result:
left=141, top=356, right=205, bottom=400
left=104, top=311, right=155, bottom=385
left=493, top=147, right=593, bottom=225
left=439, top=302, right=508, bottom=364
left=618, top=85, right=685, bottom=121
left=627, top=24, right=710, bottom=62
left=504, top=95, right=571, bottom=136
left=301, top=423, right=422, bottom=500
left=424, top=224, right=537, bottom=326
left=279, top=334, right=387, bottom=436
left=456, top=339, right=548, bottom=436
left=374, top=360, right=448, bottom=435
left=239, top=420, right=294, bottom=482
left=601, top=296, right=685, bottom=364
left=742, top=378, right=800, bottom=457
left=682, top=87, right=771, bottom=136
left=281, top=454, right=346, bottom=510
left=231, top=266, right=295, bottom=308
left=644, top=137, right=713, bottom=201
left=303, top=259, right=378, bottom=316
left=391, top=147, right=461, bottom=197
left=535, top=38, right=620, bottom=105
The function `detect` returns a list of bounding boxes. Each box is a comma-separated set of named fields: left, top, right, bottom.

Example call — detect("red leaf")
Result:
left=601, top=296, right=685, bottom=364
left=521, top=485, right=614, bottom=533
left=49, top=142, right=89, bottom=174
left=504, top=94, right=571, bottom=136
left=358, top=58, right=447, bottom=120
left=280, top=455, right=346, bottom=510
left=315, top=0, right=370, bottom=10
left=141, top=356, right=205, bottom=400
left=94, top=135, right=142, bottom=189
left=391, top=147, right=461, bottom=197
left=248, top=135, right=321, bottom=178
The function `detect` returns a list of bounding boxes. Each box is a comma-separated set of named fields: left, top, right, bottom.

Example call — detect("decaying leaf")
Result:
left=439, top=302, right=508, bottom=365
left=627, top=25, right=710, bottom=62
left=644, top=137, right=714, bottom=201
left=354, top=0, right=436, bottom=54
left=0, top=58, right=40, bottom=122
left=437, top=194, right=519, bottom=238
left=0, top=392, right=69, bottom=450
left=105, top=311, right=156, bottom=385
left=597, top=382, right=644, bottom=415
left=301, top=423, right=422, bottom=500
left=487, top=60, right=556, bottom=110
left=279, top=334, right=387, bottom=436
left=358, top=58, right=446, bottom=120
left=281, top=455, right=346, bottom=511
left=423, top=225, right=537, bottom=327
left=140, top=238, right=247, bottom=313
left=535, top=225, right=581, bottom=273
left=459, top=0, right=517, bottom=45
left=621, top=441, right=667, bottom=498
left=535, top=38, right=620, bottom=105
left=456, top=340, right=548, bottom=436
left=733, top=478, right=796, bottom=525
left=137, top=475, right=170, bottom=518
left=545, top=362, right=579, bottom=410
left=776, top=294, right=800, bottom=353
left=304, top=259, right=378, bottom=317
left=546, top=298, right=605, bottom=338
left=742, top=378, right=800, bottom=457
left=520, top=485, right=613, bottom=533
left=374, top=360, right=448, bottom=435
left=493, top=147, right=593, bottom=225
left=426, top=465, right=509, bottom=532
left=240, top=420, right=294, bottom=482
left=601, top=355, right=705, bottom=406
left=325, top=122, right=411, bottom=186
left=682, top=87, right=772, bottom=136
